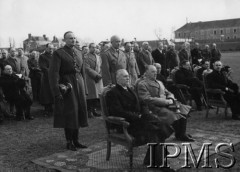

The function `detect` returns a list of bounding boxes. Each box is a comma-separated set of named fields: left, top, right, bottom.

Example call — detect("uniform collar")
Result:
left=111, top=47, right=119, bottom=53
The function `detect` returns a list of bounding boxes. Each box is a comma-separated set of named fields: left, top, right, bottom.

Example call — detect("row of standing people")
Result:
left=47, top=31, right=194, bottom=153
left=0, top=45, right=54, bottom=120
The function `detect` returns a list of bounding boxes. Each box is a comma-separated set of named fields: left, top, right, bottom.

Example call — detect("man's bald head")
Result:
left=63, top=31, right=73, bottom=39
left=212, top=43, right=217, bottom=48
left=195, top=42, right=200, bottom=48
left=110, top=35, right=120, bottom=42
left=154, top=63, right=162, bottom=74
left=142, top=42, right=149, bottom=50
left=4, top=65, right=13, bottom=75
left=1, top=49, right=8, bottom=59
left=145, top=65, right=157, bottom=80
left=133, top=43, right=139, bottom=52
left=110, top=35, right=121, bottom=49
left=9, top=48, right=17, bottom=57
left=116, top=69, right=129, bottom=87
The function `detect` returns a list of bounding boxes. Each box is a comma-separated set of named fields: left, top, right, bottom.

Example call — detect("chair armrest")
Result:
left=106, top=116, right=133, bottom=143
left=206, top=89, right=225, bottom=95
left=175, top=84, right=190, bottom=89
left=106, top=116, right=130, bottom=127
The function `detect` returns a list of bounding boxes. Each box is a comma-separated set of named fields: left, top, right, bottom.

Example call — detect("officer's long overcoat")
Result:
left=49, top=45, right=88, bottom=129
left=39, top=52, right=53, bottom=105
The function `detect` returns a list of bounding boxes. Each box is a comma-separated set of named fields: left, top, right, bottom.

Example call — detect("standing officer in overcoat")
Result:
left=49, top=31, right=88, bottom=151
left=85, top=43, right=103, bottom=117
left=39, top=43, right=54, bottom=116
left=101, top=35, right=127, bottom=86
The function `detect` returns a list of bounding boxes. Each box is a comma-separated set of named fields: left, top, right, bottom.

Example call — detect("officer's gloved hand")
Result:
left=94, top=75, right=102, bottom=83
left=55, top=94, right=63, bottom=100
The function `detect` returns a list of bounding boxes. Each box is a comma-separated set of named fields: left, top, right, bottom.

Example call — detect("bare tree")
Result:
left=154, top=28, right=162, bottom=40
left=12, top=38, right=15, bottom=48
left=171, top=26, right=176, bottom=40
left=9, top=37, right=12, bottom=48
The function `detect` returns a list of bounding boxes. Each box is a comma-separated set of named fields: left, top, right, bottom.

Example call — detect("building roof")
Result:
left=52, top=36, right=63, bottom=43
left=23, top=34, right=49, bottom=42
left=175, top=18, right=240, bottom=32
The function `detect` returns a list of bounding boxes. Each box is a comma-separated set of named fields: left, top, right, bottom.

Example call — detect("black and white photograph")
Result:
left=0, top=0, right=240, bottom=171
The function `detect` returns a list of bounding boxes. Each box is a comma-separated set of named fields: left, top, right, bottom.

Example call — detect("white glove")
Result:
left=167, top=99, right=174, bottom=105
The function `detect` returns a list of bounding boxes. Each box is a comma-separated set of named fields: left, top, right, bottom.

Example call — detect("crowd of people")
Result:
left=0, top=31, right=239, bottom=169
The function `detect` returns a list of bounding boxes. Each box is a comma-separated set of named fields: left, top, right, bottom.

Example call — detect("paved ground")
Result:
left=0, top=103, right=240, bottom=172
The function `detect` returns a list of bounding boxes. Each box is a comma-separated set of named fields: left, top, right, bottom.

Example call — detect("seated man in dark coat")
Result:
left=106, top=69, right=174, bottom=169
left=175, top=60, right=203, bottom=110
left=206, top=61, right=240, bottom=120
left=0, top=65, right=33, bottom=121
left=196, top=60, right=211, bottom=81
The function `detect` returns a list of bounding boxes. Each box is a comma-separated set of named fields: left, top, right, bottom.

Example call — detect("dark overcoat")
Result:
left=49, top=45, right=88, bottom=129
left=152, top=49, right=167, bottom=76
left=85, top=52, right=103, bottom=100
left=201, top=49, right=212, bottom=61
left=210, top=48, right=221, bottom=64
left=206, top=70, right=240, bottom=115
left=206, top=70, right=238, bottom=92
left=5, top=57, right=21, bottom=74
left=191, top=48, right=202, bottom=65
left=166, top=49, right=179, bottom=70
left=138, top=49, right=154, bottom=75
left=178, top=49, right=189, bottom=63
left=27, top=58, right=42, bottom=79
left=152, top=49, right=166, bottom=66
left=175, top=67, right=202, bottom=88
left=101, top=47, right=127, bottom=86
left=106, top=84, right=173, bottom=143
left=39, top=52, right=54, bottom=105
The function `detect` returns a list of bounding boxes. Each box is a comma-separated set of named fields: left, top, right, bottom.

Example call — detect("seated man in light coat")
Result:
left=137, top=65, right=194, bottom=142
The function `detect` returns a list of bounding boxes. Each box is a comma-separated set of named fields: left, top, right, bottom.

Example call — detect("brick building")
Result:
left=52, top=36, right=64, bottom=48
left=23, top=34, right=51, bottom=52
left=174, top=18, right=240, bottom=50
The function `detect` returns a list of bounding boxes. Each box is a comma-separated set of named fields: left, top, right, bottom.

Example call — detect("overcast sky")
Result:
left=0, top=0, right=240, bottom=47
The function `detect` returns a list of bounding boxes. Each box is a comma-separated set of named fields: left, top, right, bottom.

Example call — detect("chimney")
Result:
left=28, top=33, right=31, bottom=39
left=53, top=36, right=56, bottom=41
